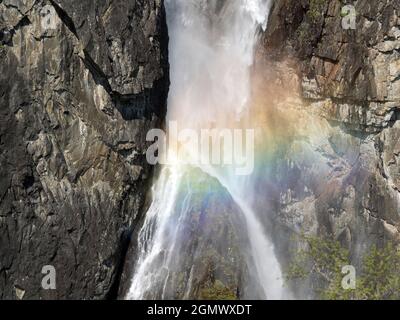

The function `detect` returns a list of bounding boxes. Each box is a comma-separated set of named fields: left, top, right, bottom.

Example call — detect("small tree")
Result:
left=357, top=243, right=400, bottom=300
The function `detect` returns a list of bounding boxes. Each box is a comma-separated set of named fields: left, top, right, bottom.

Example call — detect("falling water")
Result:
left=126, top=0, right=286, bottom=300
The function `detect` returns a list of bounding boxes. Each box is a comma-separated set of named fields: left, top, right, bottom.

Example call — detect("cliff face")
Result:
left=260, top=0, right=400, bottom=296
left=0, top=0, right=168, bottom=299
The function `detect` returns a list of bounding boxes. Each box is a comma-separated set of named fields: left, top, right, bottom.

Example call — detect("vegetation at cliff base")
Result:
left=286, top=235, right=400, bottom=300
left=199, top=280, right=237, bottom=300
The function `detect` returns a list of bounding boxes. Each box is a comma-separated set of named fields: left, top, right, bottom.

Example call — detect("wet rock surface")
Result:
left=260, top=0, right=400, bottom=297
left=119, top=168, right=253, bottom=300
left=0, top=0, right=168, bottom=299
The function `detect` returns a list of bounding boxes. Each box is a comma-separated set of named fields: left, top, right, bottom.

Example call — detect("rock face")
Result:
left=0, top=0, right=168, bottom=299
left=259, top=0, right=400, bottom=297
left=266, top=0, right=400, bottom=132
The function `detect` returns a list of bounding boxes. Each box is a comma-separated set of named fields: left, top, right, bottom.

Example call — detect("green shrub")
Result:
left=286, top=235, right=400, bottom=300
left=199, top=280, right=237, bottom=300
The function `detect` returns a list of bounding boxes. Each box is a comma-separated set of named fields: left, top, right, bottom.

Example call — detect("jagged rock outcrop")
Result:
left=259, top=0, right=400, bottom=297
left=0, top=0, right=168, bottom=299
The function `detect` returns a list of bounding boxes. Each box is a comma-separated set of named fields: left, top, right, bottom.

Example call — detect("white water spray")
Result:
left=126, top=0, right=286, bottom=300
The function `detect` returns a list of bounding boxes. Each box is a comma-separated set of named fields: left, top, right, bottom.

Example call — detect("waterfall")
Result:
left=126, top=0, right=287, bottom=300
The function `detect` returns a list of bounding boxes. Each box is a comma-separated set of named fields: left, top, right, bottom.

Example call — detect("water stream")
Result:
left=126, top=0, right=287, bottom=300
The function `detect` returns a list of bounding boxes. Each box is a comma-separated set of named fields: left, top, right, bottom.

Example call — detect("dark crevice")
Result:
left=83, top=40, right=168, bottom=119
left=22, top=175, right=34, bottom=189
left=350, top=67, right=363, bottom=87
left=106, top=227, right=133, bottom=300
left=112, top=78, right=168, bottom=121
left=1, top=16, right=31, bottom=46
left=392, top=73, right=400, bottom=83
left=331, top=96, right=394, bottom=105
left=107, top=166, right=159, bottom=299
left=80, top=49, right=113, bottom=93
left=108, top=164, right=161, bottom=300
left=48, top=0, right=168, bottom=122
left=49, top=0, right=79, bottom=38
left=388, top=108, right=400, bottom=128
left=314, top=54, right=339, bottom=65
left=80, top=49, right=167, bottom=121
